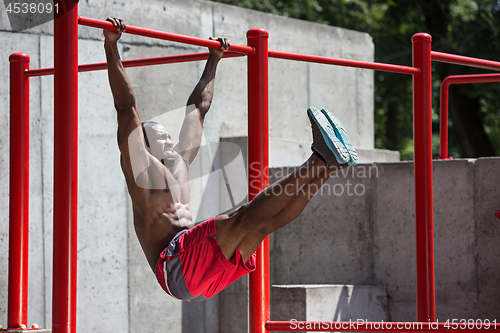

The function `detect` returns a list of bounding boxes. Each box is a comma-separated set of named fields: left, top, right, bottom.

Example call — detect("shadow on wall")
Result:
left=195, top=137, right=248, bottom=222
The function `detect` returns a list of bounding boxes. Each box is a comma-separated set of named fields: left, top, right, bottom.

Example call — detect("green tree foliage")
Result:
left=212, top=0, right=500, bottom=159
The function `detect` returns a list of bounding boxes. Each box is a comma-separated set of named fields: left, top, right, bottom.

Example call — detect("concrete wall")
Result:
left=0, top=0, right=380, bottom=332
left=270, top=157, right=500, bottom=322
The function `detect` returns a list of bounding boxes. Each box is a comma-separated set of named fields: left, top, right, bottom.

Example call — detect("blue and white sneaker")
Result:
left=320, top=108, right=358, bottom=166
left=307, top=107, right=349, bottom=167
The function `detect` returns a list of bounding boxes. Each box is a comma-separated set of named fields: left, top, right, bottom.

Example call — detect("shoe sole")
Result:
left=307, top=107, right=349, bottom=165
left=321, top=108, right=358, bottom=166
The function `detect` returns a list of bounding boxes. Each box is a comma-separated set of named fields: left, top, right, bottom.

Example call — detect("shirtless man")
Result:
left=104, top=17, right=358, bottom=302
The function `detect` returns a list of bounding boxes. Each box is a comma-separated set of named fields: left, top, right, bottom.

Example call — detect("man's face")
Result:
left=144, top=123, right=175, bottom=162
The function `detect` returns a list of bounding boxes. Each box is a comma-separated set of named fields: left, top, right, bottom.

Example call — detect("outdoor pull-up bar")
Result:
left=78, top=16, right=255, bottom=55
left=432, top=51, right=500, bottom=71
left=268, top=50, right=420, bottom=75
left=25, top=51, right=245, bottom=77
left=439, top=73, right=500, bottom=159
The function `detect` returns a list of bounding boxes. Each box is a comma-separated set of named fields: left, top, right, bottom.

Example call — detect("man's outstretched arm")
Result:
left=105, top=17, right=156, bottom=191
left=104, top=17, right=141, bottom=144
left=175, top=37, right=230, bottom=165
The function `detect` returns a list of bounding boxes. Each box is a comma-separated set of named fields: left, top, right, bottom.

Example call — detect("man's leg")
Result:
left=214, top=108, right=357, bottom=263
left=214, top=152, right=341, bottom=263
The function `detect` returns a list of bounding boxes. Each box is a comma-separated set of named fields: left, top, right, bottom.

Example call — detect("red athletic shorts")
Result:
left=155, top=216, right=257, bottom=301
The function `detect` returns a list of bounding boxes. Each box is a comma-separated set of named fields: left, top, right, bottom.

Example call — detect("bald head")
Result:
left=141, top=121, right=176, bottom=168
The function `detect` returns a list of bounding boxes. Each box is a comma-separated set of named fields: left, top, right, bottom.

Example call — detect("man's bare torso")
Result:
left=121, top=150, right=193, bottom=269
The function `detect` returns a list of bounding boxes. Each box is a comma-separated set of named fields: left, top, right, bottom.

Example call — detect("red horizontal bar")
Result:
left=432, top=51, right=500, bottom=71
left=25, top=51, right=244, bottom=77
left=25, top=67, right=54, bottom=77
left=268, top=50, right=420, bottom=75
left=266, top=321, right=500, bottom=332
left=78, top=16, right=255, bottom=55
left=442, top=73, right=500, bottom=86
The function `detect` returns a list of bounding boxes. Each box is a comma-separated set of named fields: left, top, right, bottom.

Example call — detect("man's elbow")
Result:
left=114, top=100, right=137, bottom=113
left=197, top=101, right=211, bottom=116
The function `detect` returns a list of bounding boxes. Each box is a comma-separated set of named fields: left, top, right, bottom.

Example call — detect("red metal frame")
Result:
left=25, top=51, right=244, bottom=77
left=412, top=33, right=435, bottom=322
left=7, top=9, right=500, bottom=333
left=432, top=51, right=500, bottom=160
left=52, top=1, right=79, bottom=332
left=268, top=50, right=419, bottom=75
left=8, top=53, right=30, bottom=330
left=432, top=51, right=500, bottom=71
left=439, top=74, right=500, bottom=159
left=247, top=28, right=270, bottom=333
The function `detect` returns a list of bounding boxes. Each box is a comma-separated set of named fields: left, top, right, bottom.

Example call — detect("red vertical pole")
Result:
left=439, top=80, right=450, bottom=159
left=412, top=33, right=436, bottom=322
left=8, top=52, right=30, bottom=330
left=53, top=1, right=79, bottom=332
left=247, top=28, right=270, bottom=333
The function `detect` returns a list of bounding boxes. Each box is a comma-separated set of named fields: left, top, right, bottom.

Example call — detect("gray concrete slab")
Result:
left=270, top=163, right=378, bottom=286
left=39, top=36, right=54, bottom=329
left=128, top=214, right=182, bottom=333
left=474, top=158, right=500, bottom=320
left=272, top=284, right=388, bottom=322
left=433, top=159, right=476, bottom=320
left=218, top=278, right=248, bottom=333
left=372, top=161, right=416, bottom=320
left=268, top=158, right=500, bottom=323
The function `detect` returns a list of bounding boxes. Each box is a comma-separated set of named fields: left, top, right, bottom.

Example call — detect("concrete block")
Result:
left=356, top=148, right=400, bottom=163
left=432, top=160, right=477, bottom=319
left=354, top=68, right=375, bottom=148
left=208, top=56, right=248, bottom=140
left=128, top=205, right=182, bottom=333
left=39, top=36, right=55, bottom=329
left=474, top=158, right=500, bottom=320
left=372, top=161, right=416, bottom=318
left=269, top=138, right=313, bottom=168
left=78, top=0, right=206, bottom=48
left=270, top=163, right=379, bottom=286
left=269, top=142, right=400, bottom=167
left=272, top=284, right=388, bottom=322
left=309, top=64, right=361, bottom=145
left=218, top=277, right=249, bottom=333
left=268, top=59, right=310, bottom=143
left=387, top=301, right=417, bottom=322
left=183, top=296, right=220, bottom=333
